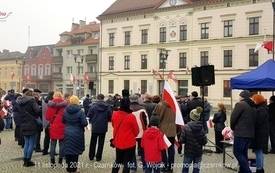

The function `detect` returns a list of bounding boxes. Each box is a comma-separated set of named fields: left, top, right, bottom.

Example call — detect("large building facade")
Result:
left=98, top=0, right=273, bottom=106
left=52, top=20, right=100, bottom=98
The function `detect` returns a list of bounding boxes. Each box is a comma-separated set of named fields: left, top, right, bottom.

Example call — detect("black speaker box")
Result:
left=191, top=65, right=215, bottom=86
left=89, top=82, right=94, bottom=89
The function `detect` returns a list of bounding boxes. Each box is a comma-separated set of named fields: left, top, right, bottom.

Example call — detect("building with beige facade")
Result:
left=97, top=0, right=273, bottom=107
left=0, top=50, right=24, bottom=92
left=52, top=20, right=100, bottom=98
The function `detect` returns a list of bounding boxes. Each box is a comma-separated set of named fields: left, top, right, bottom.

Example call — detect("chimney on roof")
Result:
left=3, top=49, right=9, bottom=54
left=79, top=20, right=86, bottom=28
left=71, top=23, right=79, bottom=31
left=89, top=21, right=97, bottom=25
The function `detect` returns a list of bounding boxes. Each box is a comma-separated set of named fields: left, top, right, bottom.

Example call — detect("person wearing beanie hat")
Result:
left=111, top=97, right=139, bottom=173
left=189, top=107, right=203, bottom=121
left=122, top=89, right=130, bottom=97
left=62, top=94, right=88, bottom=173
left=268, top=95, right=275, bottom=154
left=239, top=90, right=251, bottom=100
left=141, top=115, right=166, bottom=173
left=179, top=106, right=207, bottom=173
left=129, top=94, right=149, bottom=172
left=251, top=94, right=269, bottom=172
left=231, top=90, right=257, bottom=173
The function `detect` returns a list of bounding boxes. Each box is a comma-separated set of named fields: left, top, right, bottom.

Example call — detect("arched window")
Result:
left=38, top=64, right=43, bottom=76
left=31, top=65, right=36, bottom=75
left=25, top=65, right=29, bottom=75
left=45, top=64, right=51, bottom=75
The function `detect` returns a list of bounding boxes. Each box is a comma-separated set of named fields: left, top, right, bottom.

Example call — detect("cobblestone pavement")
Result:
left=0, top=122, right=274, bottom=173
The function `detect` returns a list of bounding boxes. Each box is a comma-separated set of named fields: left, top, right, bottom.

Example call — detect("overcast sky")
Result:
left=0, top=0, right=116, bottom=53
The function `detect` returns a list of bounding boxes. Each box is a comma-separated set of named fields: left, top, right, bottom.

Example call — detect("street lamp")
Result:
left=159, top=49, right=171, bottom=80
left=73, top=54, right=84, bottom=98
left=15, top=57, right=23, bottom=92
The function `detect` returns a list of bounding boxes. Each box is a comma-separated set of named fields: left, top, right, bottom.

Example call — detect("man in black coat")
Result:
left=186, top=91, right=203, bottom=122
left=268, top=95, right=275, bottom=153
left=230, top=90, right=256, bottom=173
left=33, top=89, right=43, bottom=152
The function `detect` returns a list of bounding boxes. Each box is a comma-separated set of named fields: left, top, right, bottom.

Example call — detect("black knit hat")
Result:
left=122, top=89, right=130, bottom=97
left=150, top=115, right=160, bottom=127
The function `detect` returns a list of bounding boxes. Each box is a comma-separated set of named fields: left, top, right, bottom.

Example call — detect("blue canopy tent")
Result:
left=230, top=59, right=275, bottom=91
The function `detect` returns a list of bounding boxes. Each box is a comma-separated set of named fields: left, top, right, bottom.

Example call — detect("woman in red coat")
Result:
left=111, top=90, right=139, bottom=173
left=46, top=91, right=68, bottom=167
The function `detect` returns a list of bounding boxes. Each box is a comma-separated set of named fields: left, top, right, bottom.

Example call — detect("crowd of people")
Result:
left=0, top=87, right=275, bottom=173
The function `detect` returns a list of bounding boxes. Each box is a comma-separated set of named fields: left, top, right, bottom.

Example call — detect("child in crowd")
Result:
left=141, top=115, right=166, bottom=173
left=180, top=107, right=207, bottom=173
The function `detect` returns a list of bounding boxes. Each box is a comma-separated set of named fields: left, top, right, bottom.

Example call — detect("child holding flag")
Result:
left=141, top=115, right=166, bottom=173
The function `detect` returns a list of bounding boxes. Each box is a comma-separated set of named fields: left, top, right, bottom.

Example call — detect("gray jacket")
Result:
left=42, top=102, right=49, bottom=128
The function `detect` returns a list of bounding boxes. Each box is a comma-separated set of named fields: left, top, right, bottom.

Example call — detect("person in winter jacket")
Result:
left=13, top=93, right=22, bottom=144
left=88, top=94, right=112, bottom=161
left=41, top=91, right=54, bottom=155
left=153, top=99, right=179, bottom=172
left=17, top=89, right=41, bottom=167
left=45, top=91, right=68, bottom=167
left=141, top=115, right=166, bottom=173
left=111, top=90, right=139, bottom=173
left=268, top=95, right=275, bottom=153
left=251, top=94, right=269, bottom=173
left=83, top=94, right=92, bottom=116
left=129, top=94, right=149, bottom=172
left=230, top=90, right=256, bottom=173
left=180, top=106, right=207, bottom=173
left=212, top=103, right=227, bottom=153
left=63, top=95, right=88, bottom=173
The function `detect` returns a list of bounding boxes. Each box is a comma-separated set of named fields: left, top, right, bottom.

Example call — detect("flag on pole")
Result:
left=254, top=42, right=264, bottom=53
left=162, top=81, right=184, bottom=126
left=11, top=71, right=15, bottom=80
left=151, top=68, right=164, bottom=80
left=167, top=71, right=178, bottom=83
left=263, top=41, right=274, bottom=52
left=163, top=134, right=171, bottom=149
left=83, top=73, right=89, bottom=84
left=70, top=73, right=76, bottom=84
left=207, top=117, right=214, bottom=129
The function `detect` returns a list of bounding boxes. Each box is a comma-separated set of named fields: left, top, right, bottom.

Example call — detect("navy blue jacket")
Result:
left=83, top=98, right=92, bottom=107
left=88, top=101, right=112, bottom=133
left=63, top=105, right=88, bottom=155
left=12, top=101, right=21, bottom=126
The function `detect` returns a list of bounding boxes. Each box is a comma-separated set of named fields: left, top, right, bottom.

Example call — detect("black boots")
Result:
left=256, top=168, right=265, bottom=173
left=50, top=158, right=63, bottom=168
left=23, top=158, right=35, bottom=167
left=51, top=158, right=55, bottom=168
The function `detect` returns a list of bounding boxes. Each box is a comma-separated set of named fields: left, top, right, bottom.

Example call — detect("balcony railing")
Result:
left=30, top=75, right=52, bottom=80
left=52, top=72, right=63, bottom=80
left=87, top=72, right=97, bottom=81
left=85, top=54, right=97, bottom=62
left=52, top=56, right=63, bottom=64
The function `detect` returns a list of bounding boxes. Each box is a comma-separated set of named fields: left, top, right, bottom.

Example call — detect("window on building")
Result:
left=200, top=86, right=208, bottom=97
left=178, top=80, right=188, bottom=95
left=179, top=25, right=187, bottom=41
left=45, top=64, right=51, bottom=75
left=141, top=29, right=148, bottom=44
left=249, top=17, right=259, bottom=35
left=201, top=23, right=209, bottom=39
left=66, top=66, right=72, bottom=74
left=159, top=27, right=166, bottom=42
left=249, top=49, right=258, bottom=67
left=108, top=80, right=114, bottom=94
left=77, top=49, right=84, bottom=55
left=89, top=66, right=96, bottom=73
left=4, top=68, right=7, bottom=77
left=31, top=65, right=36, bottom=75
left=109, top=33, right=114, bottom=46
left=78, top=66, right=83, bottom=74
left=124, top=80, right=130, bottom=90
left=125, top=31, right=131, bottom=45
left=141, top=55, right=147, bottom=69
left=179, top=52, right=187, bottom=68
left=38, top=64, right=43, bottom=76
left=223, top=80, right=231, bottom=97
left=200, top=51, right=209, bottom=66
left=224, top=20, right=233, bottom=37
left=25, top=65, right=29, bottom=75
left=39, top=84, right=49, bottom=93
left=141, top=80, right=147, bottom=94
left=224, top=50, right=232, bottom=67
left=109, top=56, right=114, bottom=70
left=66, top=84, right=74, bottom=94
left=67, top=50, right=72, bottom=58
left=124, top=56, right=130, bottom=70
left=43, top=52, right=46, bottom=59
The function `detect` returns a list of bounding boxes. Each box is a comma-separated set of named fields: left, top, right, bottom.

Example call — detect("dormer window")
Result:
left=30, top=51, right=33, bottom=58
left=93, top=32, right=99, bottom=39
left=61, top=36, right=66, bottom=42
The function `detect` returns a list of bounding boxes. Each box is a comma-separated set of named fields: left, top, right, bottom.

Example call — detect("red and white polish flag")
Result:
left=70, top=73, right=76, bottom=84
left=163, top=134, right=171, bottom=149
left=162, top=81, right=184, bottom=126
